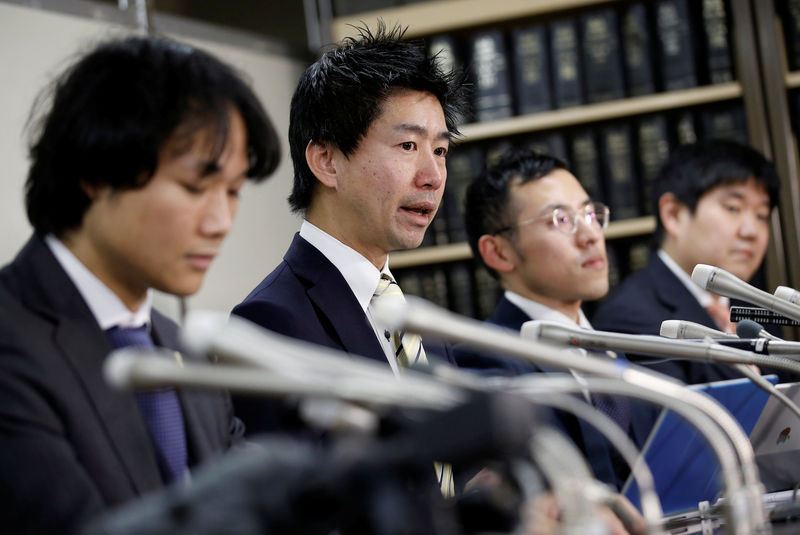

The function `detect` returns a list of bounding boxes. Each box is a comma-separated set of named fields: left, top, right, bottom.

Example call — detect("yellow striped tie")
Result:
left=373, top=275, right=455, bottom=498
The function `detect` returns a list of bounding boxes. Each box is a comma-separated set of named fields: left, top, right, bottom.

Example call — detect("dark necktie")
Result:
left=588, top=350, right=632, bottom=433
left=106, top=325, right=188, bottom=483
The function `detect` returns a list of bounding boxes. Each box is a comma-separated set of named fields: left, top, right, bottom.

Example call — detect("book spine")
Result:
left=549, top=18, right=584, bottom=108
left=428, top=34, right=470, bottom=124
left=600, top=123, right=640, bottom=220
left=447, top=262, right=477, bottom=318
left=655, top=0, right=698, bottom=91
left=636, top=115, right=671, bottom=216
left=699, top=103, right=748, bottom=143
left=700, top=0, right=735, bottom=84
left=510, top=24, right=553, bottom=114
left=569, top=130, right=604, bottom=204
left=779, top=0, right=800, bottom=72
left=621, top=2, right=657, bottom=96
left=581, top=8, right=626, bottom=103
left=469, top=30, right=514, bottom=122
left=445, top=145, right=485, bottom=243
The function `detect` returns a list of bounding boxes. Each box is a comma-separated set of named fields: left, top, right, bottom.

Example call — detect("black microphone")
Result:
left=709, top=338, right=800, bottom=356
left=692, top=264, right=800, bottom=322
left=736, top=319, right=783, bottom=341
left=729, top=306, right=800, bottom=327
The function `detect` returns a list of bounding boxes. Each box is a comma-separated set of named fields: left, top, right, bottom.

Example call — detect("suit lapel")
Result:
left=650, top=255, right=717, bottom=328
left=285, top=235, right=386, bottom=362
left=17, top=236, right=163, bottom=493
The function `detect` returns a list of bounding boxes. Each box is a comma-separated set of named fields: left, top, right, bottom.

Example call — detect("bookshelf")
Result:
left=329, top=0, right=790, bottom=318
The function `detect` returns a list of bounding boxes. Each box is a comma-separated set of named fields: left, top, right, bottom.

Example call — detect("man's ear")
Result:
left=80, top=180, right=109, bottom=201
left=478, top=234, right=516, bottom=274
left=305, top=140, right=338, bottom=189
left=658, top=192, right=689, bottom=238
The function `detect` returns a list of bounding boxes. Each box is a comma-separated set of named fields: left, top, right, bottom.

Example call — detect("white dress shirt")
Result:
left=45, top=235, right=152, bottom=330
left=657, top=249, right=728, bottom=308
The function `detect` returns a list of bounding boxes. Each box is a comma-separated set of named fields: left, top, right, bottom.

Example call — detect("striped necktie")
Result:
left=372, top=275, right=455, bottom=497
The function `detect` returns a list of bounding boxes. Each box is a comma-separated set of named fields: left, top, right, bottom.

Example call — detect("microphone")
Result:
left=710, top=338, right=800, bottom=357
left=660, top=319, right=737, bottom=340
left=736, top=319, right=783, bottom=341
left=775, top=285, right=800, bottom=305
left=376, top=296, right=770, bottom=534
left=691, top=264, right=800, bottom=322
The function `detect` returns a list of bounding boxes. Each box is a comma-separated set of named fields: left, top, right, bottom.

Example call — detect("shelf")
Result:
left=786, top=71, right=800, bottom=88
left=390, top=215, right=656, bottom=268
left=332, top=0, right=615, bottom=41
left=458, top=83, right=743, bottom=142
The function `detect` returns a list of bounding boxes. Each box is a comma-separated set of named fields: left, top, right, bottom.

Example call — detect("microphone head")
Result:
left=660, top=320, right=680, bottom=339
left=104, top=349, right=138, bottom=389
left=690, top=264, right=716, bottom=291
left=775, top=286, right=800, bottom=305
left=372, top=292, right=408, bottom=332
left=520, top=320, right=544, bottom=341
left=181, top=310, right=229, bottom=354
left=736, top=319, right=765, bottom=339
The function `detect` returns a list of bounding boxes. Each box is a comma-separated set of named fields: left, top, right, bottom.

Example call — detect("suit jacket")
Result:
left=0, top=235, right=244, bottom=534
left=592, top=253, right=747, bottom=385
left=453, top=296, right=657, bottom=490
left=232, top=234, right=455, bottom=434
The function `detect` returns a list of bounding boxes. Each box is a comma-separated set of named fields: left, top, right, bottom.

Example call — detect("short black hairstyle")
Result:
left=465, top=148, right=568, bottom=279
left=287, top=21, right=469, bottom=214
left=653, top=139, right=781, bottom=245
left=25, top=35, right=281, bottom=237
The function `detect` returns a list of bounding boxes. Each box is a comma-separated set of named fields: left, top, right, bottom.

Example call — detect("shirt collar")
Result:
left=657, top=249, right=727, bottom=308
left=504, top=290, right=592, bottom=329
left=45, top=235, right=152, bottom=330
left=300, top=220, right=392, bottom=311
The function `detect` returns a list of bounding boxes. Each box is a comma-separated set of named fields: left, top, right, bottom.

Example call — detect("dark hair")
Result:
left=287, top=21, right=469, bottom=214
left=465, top=148, right=568, bottom=278
left=653, top=140, right=781, bottom=245
left=25, top=35, right=281, bottom=236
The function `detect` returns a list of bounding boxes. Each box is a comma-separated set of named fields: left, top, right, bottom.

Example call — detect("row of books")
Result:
left=429, top=0, right=735, bottom=123
left=422, top=100, right=748, bottom=248
left=395, top=236, right=652, bottom=320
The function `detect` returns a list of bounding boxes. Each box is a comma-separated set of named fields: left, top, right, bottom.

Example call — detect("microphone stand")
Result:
left=380, top=296, right=770, bottom=535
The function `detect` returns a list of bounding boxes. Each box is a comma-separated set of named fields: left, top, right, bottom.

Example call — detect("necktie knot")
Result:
left=106, top=325, right=153, bottom=349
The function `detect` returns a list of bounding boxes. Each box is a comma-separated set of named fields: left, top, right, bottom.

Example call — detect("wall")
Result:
left=0, top=1, right=305, bottom=319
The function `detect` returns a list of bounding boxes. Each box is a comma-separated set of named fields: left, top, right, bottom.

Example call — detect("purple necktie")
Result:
left=106, top=325, right=188, bottom=482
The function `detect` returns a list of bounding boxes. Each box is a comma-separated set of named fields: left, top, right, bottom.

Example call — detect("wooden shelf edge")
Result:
left=332, top=0, right=613, bottom=41
left=786, top=71, right=800, bottom=88
left=390, top=216, right=656, bottom=268
left=458, top=83, right=743, bottom=142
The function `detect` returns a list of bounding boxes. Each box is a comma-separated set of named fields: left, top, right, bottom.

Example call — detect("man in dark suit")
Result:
left=593, top=140, right=782, bottom=384
left=453, top=149, right=656, bottom=490
left=232, top=24, right=468, bottom=434
left=0, top=36, right=281, bottom=533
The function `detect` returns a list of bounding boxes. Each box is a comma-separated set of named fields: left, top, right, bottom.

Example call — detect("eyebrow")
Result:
left=536, top=199, right=593, bottom=214
left=393, top=123, right=451, bottom=142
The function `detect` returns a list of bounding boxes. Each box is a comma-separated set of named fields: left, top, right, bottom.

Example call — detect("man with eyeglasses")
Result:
left=454, top=148, right=656, bottom=490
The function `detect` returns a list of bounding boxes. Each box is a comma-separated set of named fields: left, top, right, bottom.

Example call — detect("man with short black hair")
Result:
left=593, top=140, right=781, bottom=384
left=0, top=35, right=281, bottom=533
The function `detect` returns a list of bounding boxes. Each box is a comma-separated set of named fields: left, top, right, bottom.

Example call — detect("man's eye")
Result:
left=400, top=142, right=416, bottom=151
left=434, top=147, right=448, bottom=157
left=183, top=183, right=204, bottom=195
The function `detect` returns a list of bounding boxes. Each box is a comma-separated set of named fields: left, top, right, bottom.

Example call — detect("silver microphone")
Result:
left=375, top=296, right=769, bottom=534
left=660, top=319, right=737, bottom=340
left=774, top=285, right=800, bottom=305
left=692, top=264, right=800, bottom=322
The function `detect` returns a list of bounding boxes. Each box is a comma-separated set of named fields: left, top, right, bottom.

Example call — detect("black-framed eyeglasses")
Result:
left=494, top=202, right=610, bottom=235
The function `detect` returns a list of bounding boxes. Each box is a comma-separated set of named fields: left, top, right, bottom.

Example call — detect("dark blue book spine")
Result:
left=636, top=115, right=671, bottom=215
left=569, top=130, right=604, bottom=204
left=600, top=123, right=640, bottom=220
left=445, top=144, right=485, bottom=243
left=428, top=34, right=471, bottom=124
left=699, top=103, right=748, bottom=143
left=581, top=8, right=625, bottom=103
left=510, top=24, right=553, bottom=114
left=655, top=0, right=698, bottom=91
left=469, top=30, right=514, bottom=122
left=700, top=0, right=735, bottom=84
left=621, top=2, right=657, bottom=96
left=779, top=0, right=800, bottom=72
left=549, top=18, right=584, bottom=108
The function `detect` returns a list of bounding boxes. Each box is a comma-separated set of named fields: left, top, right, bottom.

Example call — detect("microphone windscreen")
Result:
left=659, top=320, right=680, bottom=339
left=775, top=286, right=800, bottom=305
left=736, top=319, right=765, bottom=339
